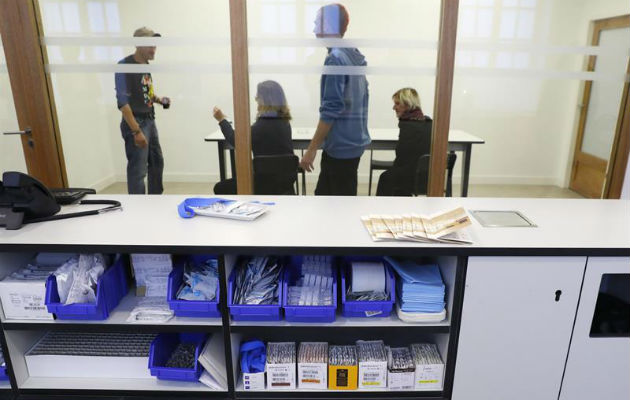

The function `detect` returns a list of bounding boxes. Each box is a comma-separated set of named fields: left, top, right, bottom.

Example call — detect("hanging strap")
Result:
left=25, top=200, right=122, bottom=225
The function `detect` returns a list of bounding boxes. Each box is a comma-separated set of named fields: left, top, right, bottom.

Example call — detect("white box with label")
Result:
left=242, top=372, right=265, bottom=390
left=388, top=369, right=415, bottom=390
left=0, top=278, right=53, bottom=320
left=414, top=363, right=444, bottom=390
left=266, top=362, right=296, bottom=390
left=358, top=360, right=387, bottom=389
left=298, top=362, right=327, bottom=389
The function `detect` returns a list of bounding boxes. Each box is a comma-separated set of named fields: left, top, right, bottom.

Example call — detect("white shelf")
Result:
left=20, top=376, right=225, bottom=392
left=230, top=313, right=449, bottom=328
left=1, top=291, right=222, bottom=327
left=235, top=379, right=442, bottom=392
left=0, top=381, right=10, bottom=389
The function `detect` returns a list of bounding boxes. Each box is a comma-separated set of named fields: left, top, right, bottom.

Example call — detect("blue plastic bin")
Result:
left=148, top=333, right=208, bottom=381
left=167, top=256, right=221, bottom=318
left=0, top=365, right=8, bottom=381
left=44, top=257, right=127, bottom=320
left=341, top=257, right=396, bottom=318
left=282, top=256, right=337, bottom=323
left=228, top=258, right=283, bottom=321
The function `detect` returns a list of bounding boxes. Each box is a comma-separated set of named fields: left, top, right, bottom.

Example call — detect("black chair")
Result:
left=368, top=150, right=393, bottom=196
left=253, top=154, right=299, bottom=195
left=413, top=152, right=457, bottom=197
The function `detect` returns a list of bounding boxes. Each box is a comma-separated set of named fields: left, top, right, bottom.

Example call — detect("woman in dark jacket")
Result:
left=212, top=80, right=293, bottom=194
left=376, top=88, right=432, bottom=196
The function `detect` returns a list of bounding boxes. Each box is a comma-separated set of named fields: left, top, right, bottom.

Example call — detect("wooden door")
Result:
left=570, top=15, right=630, bottom=198
left=0, top=0, right=67, bottom=188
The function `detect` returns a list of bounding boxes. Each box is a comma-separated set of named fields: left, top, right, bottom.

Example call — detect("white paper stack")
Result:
left=197, top=334, right=228, bottom=390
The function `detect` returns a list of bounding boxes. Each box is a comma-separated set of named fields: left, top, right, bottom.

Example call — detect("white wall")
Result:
left=37, top=0, right=630, bottom=192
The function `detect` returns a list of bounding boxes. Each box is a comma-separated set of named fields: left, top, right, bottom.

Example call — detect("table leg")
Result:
left=461, top=144, right=472, bottom=197
left=218, top=141, right=226, bottom=182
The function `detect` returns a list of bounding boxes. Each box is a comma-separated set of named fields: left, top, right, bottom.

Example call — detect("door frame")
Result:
left=569, top=14, right=630, bottom=198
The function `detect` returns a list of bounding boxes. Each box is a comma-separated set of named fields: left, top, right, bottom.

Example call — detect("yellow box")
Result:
left=328, top=365, right=358, bottom=390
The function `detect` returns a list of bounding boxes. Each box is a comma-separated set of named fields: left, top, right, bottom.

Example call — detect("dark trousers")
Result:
left=314, top=151, right=361, bottom=196
left=376, top=168, right=412, bottom=196
left=121, top=117, right=164, bottom=195
left=214, top=178, right=237, bottom=195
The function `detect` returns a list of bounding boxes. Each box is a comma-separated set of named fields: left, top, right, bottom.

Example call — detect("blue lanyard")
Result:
left=240, top=339, right=266, bottom=373
left=177, top=197, right=232, bottom=218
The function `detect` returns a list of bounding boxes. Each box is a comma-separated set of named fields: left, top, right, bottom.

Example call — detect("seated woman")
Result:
left=376, top=88, right=432, bottom=196
left=212, top=80, right=293, bottom=194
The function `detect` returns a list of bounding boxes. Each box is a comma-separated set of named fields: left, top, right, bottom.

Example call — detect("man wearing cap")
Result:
left=299, top=3, right=370, bottom=196
left=115, top=26, right=170, bottom=195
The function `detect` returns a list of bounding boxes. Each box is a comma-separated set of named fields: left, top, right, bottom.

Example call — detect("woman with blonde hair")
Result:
left=376, top=87, right=432, bottom=196
left=212, top=80, right=293, bottom=194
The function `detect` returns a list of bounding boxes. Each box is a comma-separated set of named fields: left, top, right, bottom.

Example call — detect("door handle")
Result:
left=3, top=128, right=34, bottom=148
left=555, top=290, right=562, bottom=302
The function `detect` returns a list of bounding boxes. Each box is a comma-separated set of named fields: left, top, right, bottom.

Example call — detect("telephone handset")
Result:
left=0, top=171, right=121, bottom=230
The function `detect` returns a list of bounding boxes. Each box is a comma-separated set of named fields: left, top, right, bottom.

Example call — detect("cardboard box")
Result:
left=388, top=369, right=415, bottom=390
left=298, top=362, right=327, bottom=389
left=358, top=360, right=387, bottom=389
left=414, top=363, right=444, bottom=390
left=266, top=362, right=296, bottom=390
left=328, top=365, right=358, bottom=390
left=242, top=372, right=265, bottom=390
left=0, top=278, right=53, bottom=320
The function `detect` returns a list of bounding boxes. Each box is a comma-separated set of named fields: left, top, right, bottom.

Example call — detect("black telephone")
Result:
left=0, top=171, right=121, bottom=230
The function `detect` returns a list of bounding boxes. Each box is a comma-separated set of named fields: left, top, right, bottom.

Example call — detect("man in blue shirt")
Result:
left=115, top=27, right=170, bottom=195
left=299, top=3, right=371, bottom=196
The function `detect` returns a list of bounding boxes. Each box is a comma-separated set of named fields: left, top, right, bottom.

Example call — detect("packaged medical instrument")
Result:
left=149, top=333, right=208, bottom=381
left=178, top=197, right=271, bottom=221
left=228, top=256, right=283, bottom=321
left=386, top=347, right=415, bottom=390
left=167, top=256, right=220, bottom=318
left=356, top=340, right=388, bottom=389
left=266, top=342, right=296, bottom=390
left=328, top=345, right=358, bottom=390
left=340, top=257, right=396, bottom=318
left=298, top=342, right=328, bottom=389
left=283, top=256, right=336, bottom=323
left=410, top=343, right=444, bottom=390
left=130, top=254, right=172, bottom=296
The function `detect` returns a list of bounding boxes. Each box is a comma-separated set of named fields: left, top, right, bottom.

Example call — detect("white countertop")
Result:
left=1, top=195, right=628, bottom=254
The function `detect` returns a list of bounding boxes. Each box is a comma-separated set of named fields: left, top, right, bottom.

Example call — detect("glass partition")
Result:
left=242, top=0, right=441, bottom=196
left=38, top=0, right=232, bottom=194
left=450, top=0, right=630, bottom=198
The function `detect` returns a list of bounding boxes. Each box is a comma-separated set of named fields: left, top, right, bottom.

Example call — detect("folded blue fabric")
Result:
left=386, top=257, right=446, bottom=314
left=240, top=339, right=266, bottom=374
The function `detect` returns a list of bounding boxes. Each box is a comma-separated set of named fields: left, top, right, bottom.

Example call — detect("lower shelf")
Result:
left=235, top=379, right=443, bottom=398
left=19, top=376, right=225, bottom=392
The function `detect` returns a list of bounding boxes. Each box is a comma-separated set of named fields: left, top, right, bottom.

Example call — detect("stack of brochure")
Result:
left=361, top=207, right=472, bottom=244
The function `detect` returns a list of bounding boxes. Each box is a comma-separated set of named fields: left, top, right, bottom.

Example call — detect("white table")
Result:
left=205, top=128, right=485, bottom=196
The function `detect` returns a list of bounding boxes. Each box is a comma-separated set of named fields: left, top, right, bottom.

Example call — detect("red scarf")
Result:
left=399, top=108, right=425, bottom=121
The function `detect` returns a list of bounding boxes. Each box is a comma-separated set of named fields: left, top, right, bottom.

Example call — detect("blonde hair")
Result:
left=392, top=88, right=421, bottom=110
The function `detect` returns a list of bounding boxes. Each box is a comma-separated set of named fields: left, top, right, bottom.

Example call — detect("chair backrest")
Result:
left=412, top=152, right=457, bottom=196
left=252, top=154, right=298, bottom=195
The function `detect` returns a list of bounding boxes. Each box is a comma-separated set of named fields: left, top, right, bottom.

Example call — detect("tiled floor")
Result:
left=100, top=181, right=584, bottom=199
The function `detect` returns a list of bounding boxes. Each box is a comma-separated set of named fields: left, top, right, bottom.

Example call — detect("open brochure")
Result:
left=361, top=207, right=473, bottom=244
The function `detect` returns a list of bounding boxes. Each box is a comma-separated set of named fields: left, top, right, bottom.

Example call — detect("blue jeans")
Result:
left=121, top=117, right=164, bottom=194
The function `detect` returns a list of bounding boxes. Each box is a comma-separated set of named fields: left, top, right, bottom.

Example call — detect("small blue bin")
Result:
left=148, top=333, right=207, bottom=381
left=282, top=256, right=337, bottom=323
left=228, top=258, right=283, bottom=321
left=0, top=365, right=8, bottom=381
left=341, top=257, right=396, bottom=318
left=45, top=257, right=127, bottom=320
left=167, top=256, right=220, bottom=318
